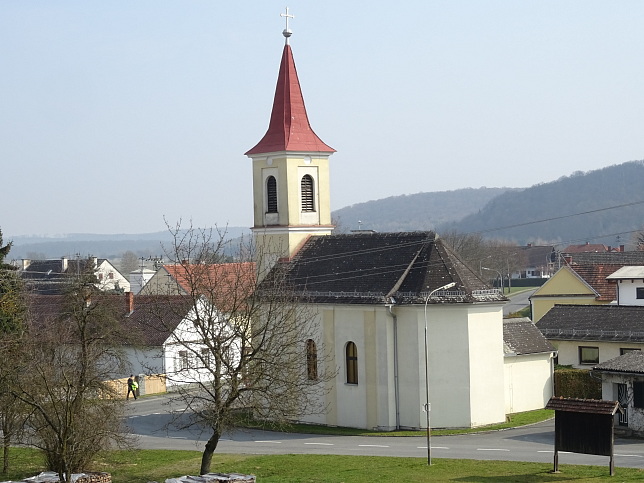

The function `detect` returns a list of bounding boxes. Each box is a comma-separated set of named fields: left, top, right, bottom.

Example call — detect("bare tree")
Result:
left=152, top=222, right=333, bottom=475
left=119, top=250, right=140, bottom=275
left=13, top=261, right=134, bottom=481
left=0, top=232, right=29, bottom=475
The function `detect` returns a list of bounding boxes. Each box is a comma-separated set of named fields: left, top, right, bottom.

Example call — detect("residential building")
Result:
left=593, top=350, right=644, bottom=434
left=530, top=251, right=644, bottom=322
left=537, top=304, right=644, bottom=368
left=18, top=257, right=130, bottom=294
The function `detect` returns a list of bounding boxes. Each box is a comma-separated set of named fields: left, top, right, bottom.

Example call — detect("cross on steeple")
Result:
left=281, top=7, right=294, bottom=44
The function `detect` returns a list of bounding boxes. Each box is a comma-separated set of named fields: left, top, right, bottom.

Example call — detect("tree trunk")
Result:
left=200, top=430, right=221, bottom=475
left=2, top=431, right=9, bottom=474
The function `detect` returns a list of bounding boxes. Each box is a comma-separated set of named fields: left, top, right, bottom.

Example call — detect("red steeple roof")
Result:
left=245, top=45, right=335, bottom=155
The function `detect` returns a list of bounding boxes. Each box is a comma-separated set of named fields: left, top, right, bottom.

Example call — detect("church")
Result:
left=243, top=16, right=554, bottom=430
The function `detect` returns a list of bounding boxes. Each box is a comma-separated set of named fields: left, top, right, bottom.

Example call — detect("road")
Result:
left=126, top=395, right=644, bottom=469
left=503, top=289, right=536, bottom=316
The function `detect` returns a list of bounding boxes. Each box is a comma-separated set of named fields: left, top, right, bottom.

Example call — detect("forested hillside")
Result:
left=332, top=188, right=514, bottom=233
left=439, top=161, right=644, bottom=246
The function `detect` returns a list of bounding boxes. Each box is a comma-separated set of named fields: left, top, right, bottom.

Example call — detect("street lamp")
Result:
left=481, top=266, right=503, bottom=294
left=423, top=281, right=456, bottom=465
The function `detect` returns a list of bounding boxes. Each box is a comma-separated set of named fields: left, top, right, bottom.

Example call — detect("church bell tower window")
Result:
left=266, top=176, right=278, bottom=213
left=301, top=174, right=315, bottom=212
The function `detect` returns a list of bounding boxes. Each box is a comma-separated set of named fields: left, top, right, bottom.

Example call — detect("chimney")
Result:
left=21, top=259, right=31, bottom=270
left=563, top=255, right=573, bottom=265
left=620, top=245, right=625, bottom=252
left=125, top=292, right=134, bottom=314
left=61, top=257, right=68, bottom=272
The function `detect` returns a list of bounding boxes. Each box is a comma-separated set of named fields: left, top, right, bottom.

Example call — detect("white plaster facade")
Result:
left=607, top=266, right=644, bottom=306
left=504, top=353, right=554, bottom=414
left=550, top=340, right=644, bottom=369
left=298, top=302, right=508, bottom=430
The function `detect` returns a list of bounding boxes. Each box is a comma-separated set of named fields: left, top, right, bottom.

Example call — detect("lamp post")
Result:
left=423, top=281, right=456, bottom=465
left=481, top=266, right=503, bottom=294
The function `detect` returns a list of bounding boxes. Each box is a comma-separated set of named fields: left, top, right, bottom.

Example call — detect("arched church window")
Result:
left=266, top=176, right=277, bottom=213
left=346, top=341, right=358, bottom=384
left=306, top=339, right=318, bottom=381
left=301, top=175, right=315, bottom=212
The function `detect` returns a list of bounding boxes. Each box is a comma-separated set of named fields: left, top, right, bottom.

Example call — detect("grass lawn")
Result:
left=3, top=449, right=644, bottom=482
left=240, top=409, right=555, bottom=437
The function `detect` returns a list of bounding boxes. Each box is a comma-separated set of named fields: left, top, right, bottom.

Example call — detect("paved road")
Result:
left=125, top=395, right=644, bottom=469
left=503, top=289, right=536, bottom=316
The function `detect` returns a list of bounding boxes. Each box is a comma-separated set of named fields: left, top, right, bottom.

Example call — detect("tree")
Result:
left=119, top=250, right=140, bottom=275
left=0, top=228, right=28, bottom=475
left=153, top=223, right=333, bottom=475
left=13, top=260, right=133, bottom=481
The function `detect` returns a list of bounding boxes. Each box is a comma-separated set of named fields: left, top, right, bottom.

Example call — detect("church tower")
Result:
left=246, top=10, right=335, bottom=273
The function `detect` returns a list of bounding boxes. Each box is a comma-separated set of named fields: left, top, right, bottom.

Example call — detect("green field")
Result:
left=3, top=449, right=644, bottom=482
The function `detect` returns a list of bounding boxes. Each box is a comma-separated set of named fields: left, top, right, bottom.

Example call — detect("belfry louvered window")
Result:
left=301, top=175, right=315, bottom=212
left=266, top=176, right=277, bottom=213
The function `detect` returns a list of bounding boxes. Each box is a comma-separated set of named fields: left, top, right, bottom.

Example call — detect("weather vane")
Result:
left=281, top=7, right=294, bottom=44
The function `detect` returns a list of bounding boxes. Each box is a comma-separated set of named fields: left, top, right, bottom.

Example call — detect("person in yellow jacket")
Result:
left=126, top=375, right=138, bottom=400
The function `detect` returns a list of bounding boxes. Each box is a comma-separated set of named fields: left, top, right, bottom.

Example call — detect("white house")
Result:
left=19, top=257, right=130, bottom=294
left=606, top=266, right=644, bottom=306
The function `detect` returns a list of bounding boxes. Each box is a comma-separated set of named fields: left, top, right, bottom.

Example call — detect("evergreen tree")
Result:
left=0, top=229, right=15, bottom=271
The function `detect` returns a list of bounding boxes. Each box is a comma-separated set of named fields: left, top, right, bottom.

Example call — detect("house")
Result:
left=129, top=267, right=156, bottom=294
left=606, top=266, right=644, bottom=306
left=508, top=244, right=556, bottom=279
left=530, top=251, right=644, bottom=322
left=592, top=350, right=644, bottom=434
left=503, top=318, right=556, bottom=414
left=537, top=304, right=644, bottom=368
left=18, top=257, right=130, bottom=294
left=27, top=292, right=230, bottom=392
left=138, top=262, right=255, bottom=297
left=242, top=20, right=556, bottom=431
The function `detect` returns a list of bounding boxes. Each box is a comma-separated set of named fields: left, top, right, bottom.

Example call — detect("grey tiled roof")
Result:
left=537, top=304, right=644, bottom=342
left=271, top=232, right=506, bottom=304
left=503, top=318, right=555, bottom=355
left=593, top=350, right=644, bottom=374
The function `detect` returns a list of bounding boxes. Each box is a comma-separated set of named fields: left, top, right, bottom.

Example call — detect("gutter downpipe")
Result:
left=386, top=302, right=401, bottom=430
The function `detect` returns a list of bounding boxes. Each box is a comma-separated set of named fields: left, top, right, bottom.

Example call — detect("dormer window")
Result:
left=266, top=176, right=277, bottom=213
left=301, top=174, right=314, bottom=212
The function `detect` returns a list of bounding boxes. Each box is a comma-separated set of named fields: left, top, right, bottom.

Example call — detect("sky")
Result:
left=2, top=1, right=644, bottom=237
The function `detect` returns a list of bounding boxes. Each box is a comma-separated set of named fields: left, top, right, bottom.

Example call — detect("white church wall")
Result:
left=466, top=305, right=506, bottom=427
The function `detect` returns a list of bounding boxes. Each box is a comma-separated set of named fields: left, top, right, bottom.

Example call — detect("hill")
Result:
left=332, top=187, right=515, bottom=233
left=439, top=160, right=644, bottom=246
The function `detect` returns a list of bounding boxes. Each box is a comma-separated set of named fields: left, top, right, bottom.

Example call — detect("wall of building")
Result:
left=504, top=353, right=554, bottom=414
left=299, top=301, right=507, bottom=431
left=615, top=279, right=644, bottom=306
left=551, top=340, right=644, bottom=368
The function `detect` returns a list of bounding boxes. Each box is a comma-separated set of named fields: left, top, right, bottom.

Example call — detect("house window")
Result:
left=266, top=176, right=277, bottom=213
left=301, top=175, right=315, bottom=212
left=634, top=382, right=644, bottom=409
left=579, top=346, right=599, bottom=365
left=306, top=339, right=318, bottom=381
left=98, top=273, right=103, bottom=281
left=621, top=348, right=641, bottom=356
left=108, top=272, right=114, bottom=280
left=177, top=350, right=190, bottom=371
left=637, top=288, right=644, bottom=299
left=346, top=341, right=358, bottom=384
left=200, top=348, right=211, bottom=368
